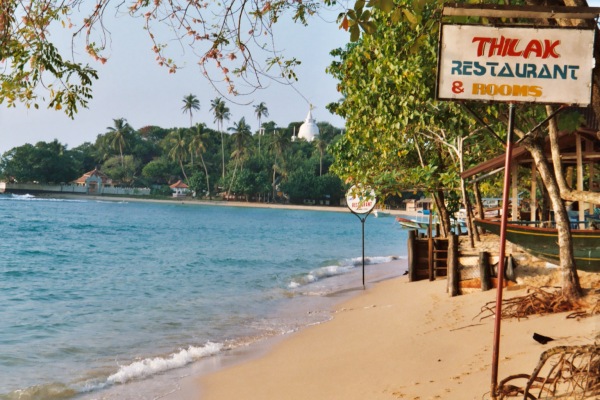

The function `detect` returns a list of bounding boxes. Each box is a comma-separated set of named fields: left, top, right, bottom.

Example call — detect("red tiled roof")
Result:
left=73, top=168, right=110, bottom=184
left=169, top=180, right=189, bottom=189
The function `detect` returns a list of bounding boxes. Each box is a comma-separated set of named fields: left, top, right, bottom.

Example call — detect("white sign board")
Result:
left=437, top=25, right=595, bottom=105
left=346, top=185, right=377, bottom=214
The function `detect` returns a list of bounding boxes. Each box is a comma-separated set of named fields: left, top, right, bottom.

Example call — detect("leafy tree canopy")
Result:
left=0, top=0, right=407, bottom=117
left=0, top=140, right=80, bottom=183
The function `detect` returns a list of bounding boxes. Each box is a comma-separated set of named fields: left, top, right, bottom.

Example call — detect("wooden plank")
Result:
left=442, top=5, right=600, bottom=19
left=511, top=163, right=518, bottom=222
left=480, top=252, right=492, bottom=291
left=531, top=163, right=538, bottom=222
left=448, top=234, right=460, bottom=297
left=408, top=230, right=416, bottom=282
left=428, top=234, right=434, bottom=281
left=577, top=134, right=585, bottom=223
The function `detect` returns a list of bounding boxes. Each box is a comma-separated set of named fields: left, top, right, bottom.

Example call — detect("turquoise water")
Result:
left=0, top=194, right=408, bottom=399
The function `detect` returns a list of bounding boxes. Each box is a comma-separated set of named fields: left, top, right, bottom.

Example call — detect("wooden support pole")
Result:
left=408, top=230, right=416, bottom=282
left=576, top=134, right=585, bottom=225
left=511, top=163, right=518, bottom=221
left=589, top=150, right=596, bottom=216
left=480, top=251, right=491, bottom=291
left=531, top=163, right=538, bottom=222
left=448, top=234, right=460, bottom=297
left=428, top=233, right=434, bottom=281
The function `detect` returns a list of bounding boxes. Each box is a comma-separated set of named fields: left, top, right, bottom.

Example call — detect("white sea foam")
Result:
left=10, top=193, right=36, bottom=199
left=287, top=255, right=401, bottom=288
left=5, top=193, right=86, bottom=203
left=350, top=255, right=401, bottom=266
left=107, top=342, right=223, bottom=384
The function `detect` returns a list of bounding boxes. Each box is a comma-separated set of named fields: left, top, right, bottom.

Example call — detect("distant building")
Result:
left=0, top=168, right=149, bottom=196
left=73, top=168, right=112, bottom=194
left=403, top=198, right=433, bottom=213
left=295, top=109, right=319, bottom=142
left=170, top=180, right=189, bottom=198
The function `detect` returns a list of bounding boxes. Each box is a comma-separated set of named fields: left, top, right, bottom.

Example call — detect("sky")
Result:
left=3, top=3, right=600, bottom=155
left=0, top=7, right=349, bottom=154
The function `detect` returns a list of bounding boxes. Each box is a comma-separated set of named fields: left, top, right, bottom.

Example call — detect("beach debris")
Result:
left=497, top=344, right=600, bottom=399
left=475, top=286, right=584, bottom=321
left=532, top=333, right=555, bottom=345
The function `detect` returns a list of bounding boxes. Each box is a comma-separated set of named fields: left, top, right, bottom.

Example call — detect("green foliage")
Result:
left=0, top=140, right=81, bottom=183
left=557, top=111, right=585, bottom=133
left=316, top=173, right=345, bottom=203
left=182, top=94, right=201, bottom=127
left=188, top=171, right=208, bottom=195
left=151, top=185, right=174, bottom=197
left=1, top=106, right=342, bottom=203
left=102, top=155, right=140, bottom=185
left=281, top=163, right=344, bottom=204
left=71, top=142, right=99, bottom=173
left=0, top=1, right=98, bottom=117
left=281, top=166, right=319, bottom=201
left=326, top=0, right=505, bottom=205
left=142, top=158, right=177, bottom=184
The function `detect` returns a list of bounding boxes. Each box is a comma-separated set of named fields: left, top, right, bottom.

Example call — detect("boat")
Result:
left=373, top=209, right=391, bottom=218
left=395, top=217, right=430, bottom=230
left=396, top=215, right=466, bottom=232
left=474, top=218, right=600, bottom=272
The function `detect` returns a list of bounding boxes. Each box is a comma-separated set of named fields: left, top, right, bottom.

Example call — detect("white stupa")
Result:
left=297, top=108, right=319, bottom=142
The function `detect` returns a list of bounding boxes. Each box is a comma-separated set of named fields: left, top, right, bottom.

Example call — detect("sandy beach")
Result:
left=196, top=268, right=599, bottom=400
left=43, top=193, right=415, bottom=216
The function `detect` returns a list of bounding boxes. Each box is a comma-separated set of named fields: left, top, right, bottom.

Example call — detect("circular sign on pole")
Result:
left=346, top=184, right=377, bottom=289
left=346, top=185, right=377, bottom=214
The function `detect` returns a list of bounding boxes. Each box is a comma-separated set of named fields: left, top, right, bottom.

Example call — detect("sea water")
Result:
left=0, top=194, right=408, bottom=399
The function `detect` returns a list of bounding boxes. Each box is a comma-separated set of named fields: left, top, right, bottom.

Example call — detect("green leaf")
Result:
left=359, top=20, right=377, bottom=35
left=366, top=0, right=381, bottom=9
left=402, top=9, right=418, bottom=26
left=391, top=9, right=402, bottom=24
left=354, top=0, right=365, bottom=13
left=350, top=25, right=360, bottom=42
left=376, top=0, right=395, bottom=13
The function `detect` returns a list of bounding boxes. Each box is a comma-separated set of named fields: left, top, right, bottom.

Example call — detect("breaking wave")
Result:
left=107, top=342, right=223, bottom=384
left=288, top=255, right=400, bottom=288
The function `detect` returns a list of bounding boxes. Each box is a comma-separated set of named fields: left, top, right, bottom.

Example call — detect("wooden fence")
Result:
left=407, top=229, right=516, bottom=297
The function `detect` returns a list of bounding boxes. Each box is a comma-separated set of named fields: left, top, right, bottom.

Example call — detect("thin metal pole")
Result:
left=491, top=103, right=516, bottom=399
left=350, top=212, right=370, bottom=289
left=362, top=217, right=366, bottom=289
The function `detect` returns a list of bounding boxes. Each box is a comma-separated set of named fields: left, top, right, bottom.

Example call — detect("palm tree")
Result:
left=253, top=102, right=269, bottom=155
left=268, top=129, right=290, bottom=200
left=226, top=117, right=252, bottom=195
left=313, top=138, right=327, bottom=176
left=188, top=123, right=211, bottom=198
left=210, top=97, right=231, bottom=179
left=167, top=129, right=189, bottom=182
left=228, top=117, right=252, bottom=167
left=106, top=118, right=132, bottom=167
left=181, top=94, right=200, bottom=127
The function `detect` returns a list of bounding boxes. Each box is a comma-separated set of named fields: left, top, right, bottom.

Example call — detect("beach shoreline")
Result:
left=34, top=192, right=419, bottom=216
left=71, top=259, right=410, bottom=400
left=192, top=272, right=599, bottom=400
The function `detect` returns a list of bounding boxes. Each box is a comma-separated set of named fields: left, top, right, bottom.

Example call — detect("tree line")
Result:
left=325, top=0, right=600, bottom=302
left=0, top=96, right=346, bottom=204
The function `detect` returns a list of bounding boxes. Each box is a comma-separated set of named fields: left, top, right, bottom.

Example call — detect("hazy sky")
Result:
left=2, top=4, right=599, bottom=154
left=0, top=8, right=349, bottom=154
